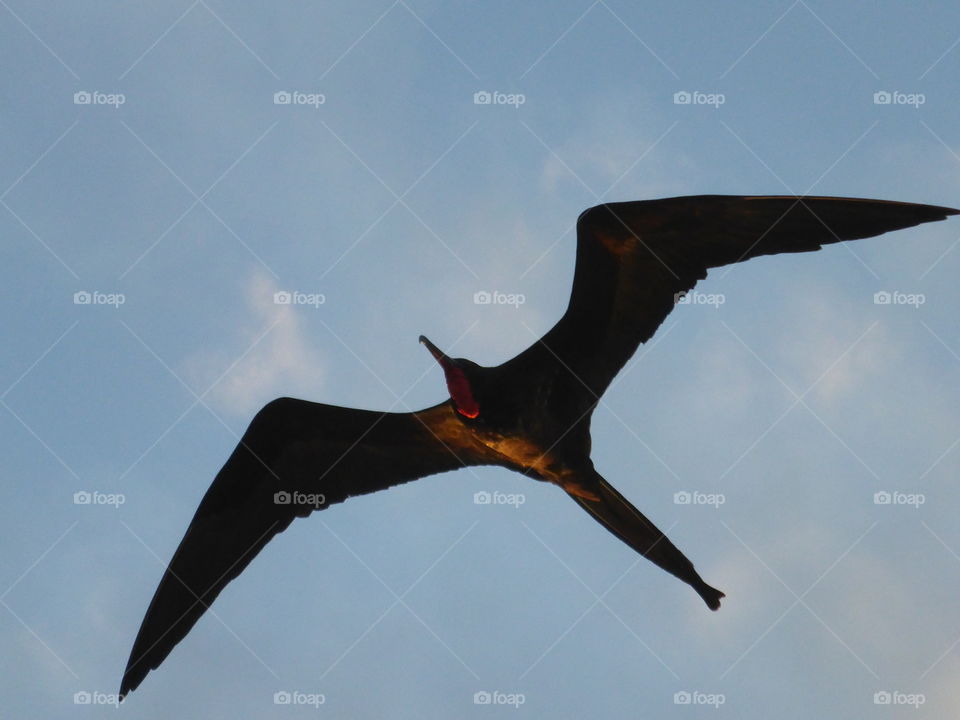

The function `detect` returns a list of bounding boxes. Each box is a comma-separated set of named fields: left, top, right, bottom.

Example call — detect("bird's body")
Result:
left=120, top=195, right=958, bottom=700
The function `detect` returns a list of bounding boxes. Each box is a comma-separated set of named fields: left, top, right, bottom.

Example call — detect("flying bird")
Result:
left=120, top=195, right=957, bottom=699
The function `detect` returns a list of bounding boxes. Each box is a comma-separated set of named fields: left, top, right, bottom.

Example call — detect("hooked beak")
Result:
left=419, top=335, right=448, bottom=364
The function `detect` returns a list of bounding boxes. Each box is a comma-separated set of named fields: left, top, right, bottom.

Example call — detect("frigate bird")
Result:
left=120, top=195, right=957, bottom=699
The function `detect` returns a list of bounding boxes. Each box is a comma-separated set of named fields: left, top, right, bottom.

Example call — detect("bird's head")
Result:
left=419, top=335, right=483, bottom=420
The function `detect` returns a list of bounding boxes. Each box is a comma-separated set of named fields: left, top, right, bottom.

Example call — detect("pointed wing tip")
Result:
left=118, top=679, right=134, bottom=704
left=699, top=584, right=725, bottom=611
left=916, top=202, right=959, bottom=220
left=118, top=662, right=148, bottom=703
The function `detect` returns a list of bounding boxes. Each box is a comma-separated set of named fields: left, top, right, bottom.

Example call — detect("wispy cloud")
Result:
left=186, top=269, right=327, bottom=418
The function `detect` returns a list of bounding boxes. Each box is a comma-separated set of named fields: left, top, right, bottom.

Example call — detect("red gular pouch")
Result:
left=442, top=363, right=480, bottom=418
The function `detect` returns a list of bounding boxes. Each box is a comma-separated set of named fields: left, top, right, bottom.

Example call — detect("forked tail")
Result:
left=568, top=470, right=724, bottom=610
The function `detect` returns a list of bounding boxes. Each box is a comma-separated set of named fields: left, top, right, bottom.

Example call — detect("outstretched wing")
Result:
left=569, top=471, right=724, bottom=610
left=513, top=195, right=957, bottom=406
left=120, top=398, right=495, bottom=699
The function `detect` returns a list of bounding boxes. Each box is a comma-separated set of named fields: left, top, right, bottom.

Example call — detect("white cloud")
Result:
left=765, top=277, right=898, bottom=408
left=535, top=92, right=689, bottom=199
left=186, top=269, right=327, bottom=419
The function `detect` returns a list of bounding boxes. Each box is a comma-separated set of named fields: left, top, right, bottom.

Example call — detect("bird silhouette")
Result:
left=120, top=195, right=957, bottom=699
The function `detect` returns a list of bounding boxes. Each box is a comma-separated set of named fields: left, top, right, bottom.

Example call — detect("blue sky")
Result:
left=3, top=1, right=960, bottom=717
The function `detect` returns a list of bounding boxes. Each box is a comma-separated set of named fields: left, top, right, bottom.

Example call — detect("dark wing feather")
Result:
left=120, top=398, right=495, bottom=699
left=513, top=195, right=957, bottom=405
left=570, top=471, right=723, bottom=610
